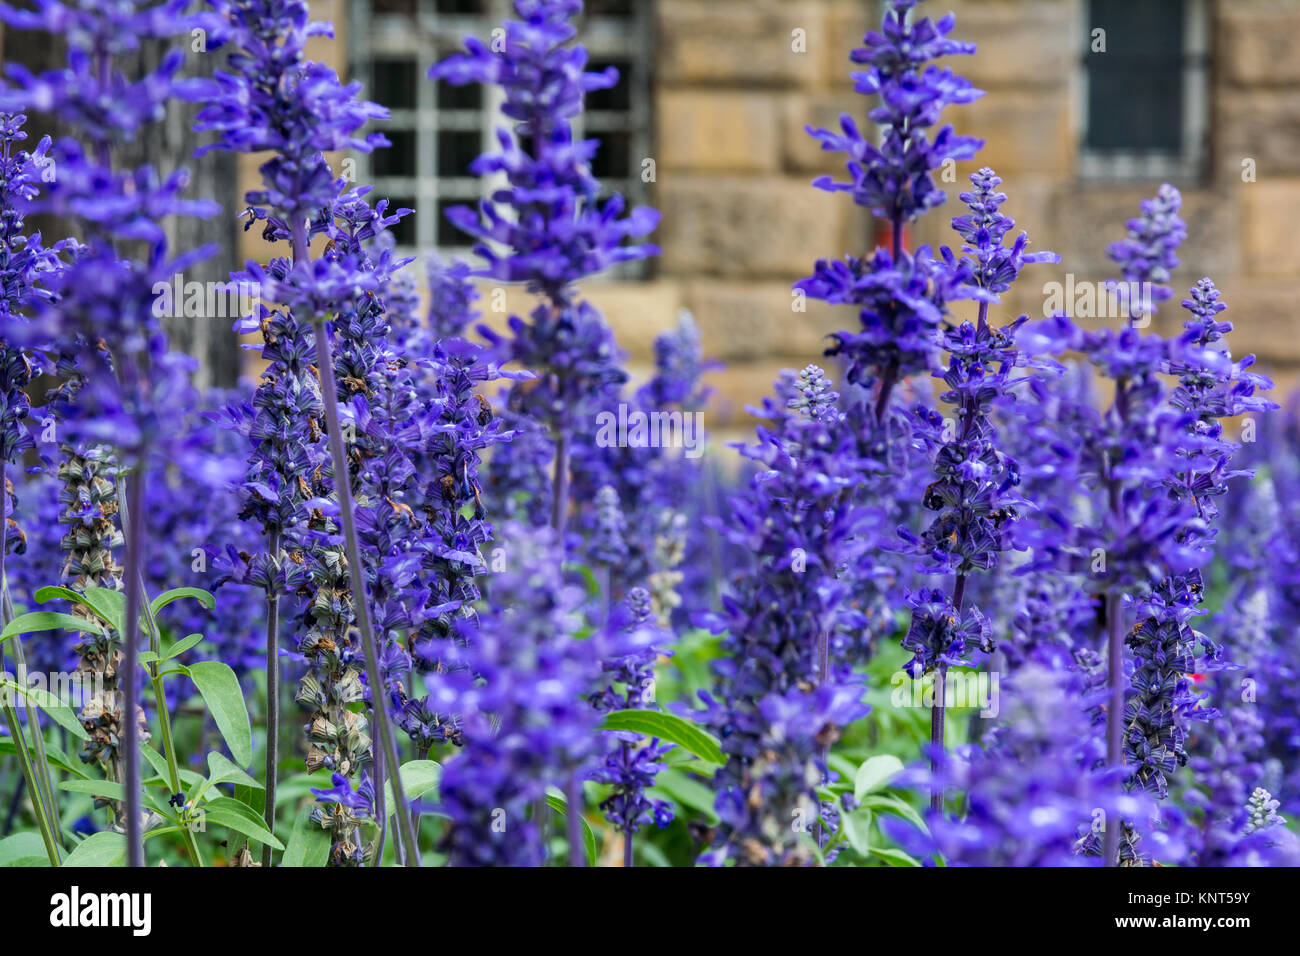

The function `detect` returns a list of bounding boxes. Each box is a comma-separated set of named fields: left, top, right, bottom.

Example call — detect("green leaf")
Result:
left=0, top=736, right=91, bottom=778
left=137, top=651, right=161, bottom=665
left=842, top=807, right=873, bottom=856
left=162, top=633, right=204, bottom=661
left=188, top=660, right=252, bottom=767
left=80, top=587, right=126, bottom=633
left=546, top=792, right=598, bottom=866
left=662, top=754, right=720, bottom=777
left=600, top=709, right=724, bottom=765
left=62, top=831, right=126, bottom=867
left=0, top=832, right=51, bottom=867
left=0, top=611, right=101, bottom=646
left=281, top=805, right=329, bottom=867
left=60, top=779, right=126, bottom=802
left=140, top=745, right=172, bottom=783
left=854, top=754, right=904, bottom=801
left=868, top=845, right=921, bottom=867
left=201, top=796, right=284, bottom=850
left=859, top=793, right=928, bottom=833
left=0, top=680, right=90, bottom=740
left=150, top=587, right=215, bottom=619
left=32, top=585, right=86, bottom=607
left=382, top=760, right=441, bottom=816
left=207, top=751, right=264, bottom=791
left=647, top=767, right=719, bottom=825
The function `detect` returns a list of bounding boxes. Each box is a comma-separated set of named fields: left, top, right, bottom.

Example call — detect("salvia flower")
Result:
left=589, top=588, right=675, bottom=858
left=696, top=365, right=872, bottom=865
left=427, top=522, right=606, bottom=866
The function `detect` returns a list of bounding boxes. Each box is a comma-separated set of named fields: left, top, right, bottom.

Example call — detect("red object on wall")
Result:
left=872, top=219, right=910, bottom=255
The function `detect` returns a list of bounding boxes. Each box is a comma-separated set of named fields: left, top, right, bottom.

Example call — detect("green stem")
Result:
left=118, top=469, right=204, bottom=867
left=1, top=587, right=63, bottom=852
left=0, top=701, right=59, bottom=865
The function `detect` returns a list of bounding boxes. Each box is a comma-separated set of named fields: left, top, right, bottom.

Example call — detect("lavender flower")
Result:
left=425, top=254, right=479, bottom=344
left=427, top=522, right=606, bottom=866
left=895, top=168, right=1058, bottom=809
left=889, top=665, right=1161, bottom=866
left=798, top=0, right=985, bottom=419
left=187, top=0, right=422, bottom=864
left=697, top=365, right=871, bottom=865
left=433, top=0, right=658, bottom=538
left=589, top=588, right=674, bottom=865
left=2, top=0, right=227, bottom=867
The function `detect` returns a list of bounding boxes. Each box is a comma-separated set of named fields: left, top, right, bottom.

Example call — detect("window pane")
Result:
left=438, top=130, right=483, bottom=177
left=1085, top=0, right=1185, bottom=152
left=372, top=58, right=417, bottom=112
left=373, top=128, right=417, bottom=177
left=590, top=130, right=631, bottom=182
left=585, top=0, right=635, bottom=18
left=434, top=0, right=485, bottom=14
left=586, top=59, right=631, bottom=113
left=436, top=80, right=482, bottom=112
left=372, top=0, right=417, bottom=14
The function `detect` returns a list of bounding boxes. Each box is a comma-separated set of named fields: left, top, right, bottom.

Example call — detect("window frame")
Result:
left=349, top=0, right=655, bottom=273
left=1076, top=0, right=1209, bottom=183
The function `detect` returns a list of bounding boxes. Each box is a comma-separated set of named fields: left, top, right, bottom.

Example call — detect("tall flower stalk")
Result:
left=216, top=303, right=322, bottom=864
left=698, top=366, right=870, bottom=866
left=898, top=168, right=1058, bottom=809
left=0, top=110, right=65, bottom=863
left=432, top=0, right=659, bottom=542
left=1, top=0, right=224, bottom=867
left=795, top=0, right=986, bottom=789
left=589, top=587, right=674, bottom=867
left=186, top=0, right=419, bottom=864
left=427, top=522, right=607, bottom=866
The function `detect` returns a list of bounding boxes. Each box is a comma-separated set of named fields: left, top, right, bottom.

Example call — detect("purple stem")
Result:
left=291, top=221, right=418, bottom=867
left=550, top=431, right=570, bottom=537
left=931, top=573, right=967, bottom=813
left=122, top=468, right=145, bottom=868
left=1102, top=374, right=1131, bottom=866
left=874, top=205, right=906, bottom=427
left=260, top=531, right=281, bottom=867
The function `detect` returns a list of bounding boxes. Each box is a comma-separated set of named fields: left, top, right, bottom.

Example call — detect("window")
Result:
left=1079, top=0, right=1208, bottom=182
left=350, top=0, right=654, bottom=266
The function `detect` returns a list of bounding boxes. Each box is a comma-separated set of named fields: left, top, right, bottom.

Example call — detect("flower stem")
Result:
left=551, top=432, right=570, bottom=537
left=566, top=773, right=585, bottom=867
left=261, top=531, right=281, bottom=867
left=121, top=470, right=145, bottom=868
left=1102, top=375, right=1130, bottom=867
left=312, top=321, right=420, bottom=867
left=2, top=464, right=65, bottom=845
left=0, top=701, right=59, bottom=864
left=1102, top=589, right=1124, bottom=865
left=1, top=598, right=63, bottom=851
left=931, top=574, right=968, bottom=812
left=117, top=465, right=203, bottom=867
